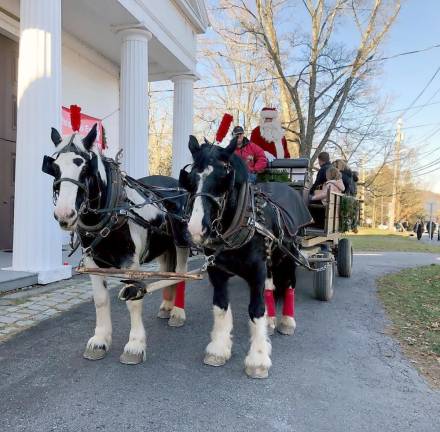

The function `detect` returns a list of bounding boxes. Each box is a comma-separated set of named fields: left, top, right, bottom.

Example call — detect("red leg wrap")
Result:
left=282, top=288, right=295, bottom=317
left=264, top=290, right=276, bottom=317
left=174, top=281, right=185, bottom=309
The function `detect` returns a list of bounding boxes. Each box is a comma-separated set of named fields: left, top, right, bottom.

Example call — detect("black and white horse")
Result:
left=180, top=136, right=307, bottom=378
left=42, top=125, right=189, bottom=365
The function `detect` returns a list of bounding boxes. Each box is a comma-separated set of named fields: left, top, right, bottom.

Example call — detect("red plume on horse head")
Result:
left=70, top=104, right=81, bottom=132
left=215, top=113, right=233, bottom=144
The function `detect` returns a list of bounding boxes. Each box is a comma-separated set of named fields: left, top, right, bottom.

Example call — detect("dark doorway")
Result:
left=0, top=33, right=18, bottom=250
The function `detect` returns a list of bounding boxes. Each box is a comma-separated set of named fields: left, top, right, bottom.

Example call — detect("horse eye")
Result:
left=73, top=158, right=84, bottom=167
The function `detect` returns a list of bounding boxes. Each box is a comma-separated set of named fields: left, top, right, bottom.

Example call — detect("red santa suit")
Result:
left=250, top=107, right=290, bottom=159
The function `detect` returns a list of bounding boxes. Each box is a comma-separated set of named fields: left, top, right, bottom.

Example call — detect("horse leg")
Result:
left=157, top=252, right=175, bottom=319
left=120, top=297, right=147, bottom=365
left=276, top=260, right=297, bottom=336
left=83, top=265, right=112, bottom=360
left=168, top=247, right=189, bottom=327
left=264, top=276, right=277, bottom=336
left=245, top=264, right=272, bottom=379
left=204, top=266, right=233, bottom=367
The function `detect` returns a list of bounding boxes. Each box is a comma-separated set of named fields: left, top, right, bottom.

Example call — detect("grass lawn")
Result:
left=346, top=228, right=440, bottom=253
left=378, top=264, right=440, bottom=388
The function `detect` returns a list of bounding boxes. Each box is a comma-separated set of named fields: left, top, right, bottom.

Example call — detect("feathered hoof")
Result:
left=83, top=346, right=107, bottom=361
left=168, top=315, right=185, bottom=327
left=277, top=323, right=295, bottom=335
left=119, top=351, right=145, bottom=365
left=157, top=309, right=171, bottom=319
left=204, top=353, right=227, bottom=367
left=245, top=365, right=269, bottom=379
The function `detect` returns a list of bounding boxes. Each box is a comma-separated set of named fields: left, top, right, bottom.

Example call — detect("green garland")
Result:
left=340, top=196, right=359, bottom=232
left=256, top=169, right=290, bottom=183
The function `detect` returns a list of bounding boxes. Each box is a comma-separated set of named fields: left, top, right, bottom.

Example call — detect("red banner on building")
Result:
left=61, top=106, right=105, bottom=150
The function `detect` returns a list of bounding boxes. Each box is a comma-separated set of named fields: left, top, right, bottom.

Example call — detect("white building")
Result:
left=0, top=0, right=208, bottom=283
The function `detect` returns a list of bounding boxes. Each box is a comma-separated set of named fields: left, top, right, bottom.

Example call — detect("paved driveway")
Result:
left=1, top=252, right=439, bottom=432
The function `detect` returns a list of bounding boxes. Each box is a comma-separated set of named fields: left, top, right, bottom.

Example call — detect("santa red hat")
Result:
left=261, top=107, right=279, bottom=120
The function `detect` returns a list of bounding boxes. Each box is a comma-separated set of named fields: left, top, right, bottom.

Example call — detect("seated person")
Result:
left=310, top=151, right=332, bottom=195
left=310, top=166, right=345, bottom=205
left=333, top=159, right=358, bottom=196
left=232, top=125, right=268, bottom=183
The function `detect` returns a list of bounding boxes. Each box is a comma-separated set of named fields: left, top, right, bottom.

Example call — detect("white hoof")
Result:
left=204, top=340, right=232, bottom=367
left=84, top=335, right=111, bottom=360
left=277, top=316, right=296, bottom=336
left=204, top=353, right=228, bottom=367
left=119, top=351, right=145, bottom=365
left=168, top=307, right=186, bottom=327
left=244, top=339, right=272, bottom=379
left=157, top=300, right=173, bottom=319
left=83, top=346, right=107, bottom=361
left=245, top=365, right=269, bottom=379
left=120, top=340, right=146, bottom=365
left=267, top=316, right=276, bottom=336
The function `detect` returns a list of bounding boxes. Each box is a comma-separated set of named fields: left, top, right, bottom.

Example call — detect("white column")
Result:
left=119, top=28, right=151, bottom=179
left=11, top=0, right=70, bottom=283
left=171, top=75, right=197, bottom=178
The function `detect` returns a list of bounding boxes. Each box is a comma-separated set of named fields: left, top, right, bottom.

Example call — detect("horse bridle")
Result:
left=50, top=135, right=101, bottom=213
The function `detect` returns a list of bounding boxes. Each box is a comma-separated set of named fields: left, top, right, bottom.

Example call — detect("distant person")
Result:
left=310, top=152, right=332, bottom=195
left=231, top=125, right=267, bottom=183
left=333, top=159, right=359, bottom=196
left=310, top=166, right=345, bottom=205
left=414, top=219, right=424, bottom=240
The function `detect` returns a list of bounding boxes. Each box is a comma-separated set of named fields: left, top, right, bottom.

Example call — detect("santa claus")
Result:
left=250, top=107, right=290, bottom=159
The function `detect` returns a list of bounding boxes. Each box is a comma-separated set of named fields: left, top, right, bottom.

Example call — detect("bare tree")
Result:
left=195, top=12, right=273, bottom=141
left=223, top=0, right=400, bottom=164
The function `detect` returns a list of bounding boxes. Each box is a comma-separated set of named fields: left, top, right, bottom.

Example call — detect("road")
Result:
left=1, top=252, right=439, bottom=432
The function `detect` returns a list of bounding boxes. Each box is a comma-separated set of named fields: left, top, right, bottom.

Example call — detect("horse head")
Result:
left=42, top=124, right=106, bottom=231
left=179, top=135, right=246, bottom=245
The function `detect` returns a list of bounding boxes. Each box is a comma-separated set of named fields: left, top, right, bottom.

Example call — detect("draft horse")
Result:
left=42, top=124, right=189, bottom=365
left=180, top=136, right=312, bottom=378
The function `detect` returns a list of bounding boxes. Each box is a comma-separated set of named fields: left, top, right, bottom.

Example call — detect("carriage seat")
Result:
left=266, top=158, right=310, bottom=187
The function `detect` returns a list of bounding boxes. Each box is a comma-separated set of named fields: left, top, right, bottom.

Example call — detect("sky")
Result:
left=155, top=1, right=440, bottom=192
left=372, top=0, right=440, bottom=193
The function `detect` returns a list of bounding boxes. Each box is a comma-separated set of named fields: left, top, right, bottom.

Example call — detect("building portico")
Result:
left=0, top=0, right=208, bottom=285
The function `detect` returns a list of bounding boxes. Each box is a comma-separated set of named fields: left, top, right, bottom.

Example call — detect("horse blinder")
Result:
left=42, top=155, right=56, bottom=177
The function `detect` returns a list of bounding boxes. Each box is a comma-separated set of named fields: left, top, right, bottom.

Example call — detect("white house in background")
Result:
left=0, top=0, right=209, bottom=283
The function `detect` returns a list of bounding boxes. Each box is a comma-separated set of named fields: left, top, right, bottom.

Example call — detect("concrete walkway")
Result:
left=0, top=252, right=439, bottom=432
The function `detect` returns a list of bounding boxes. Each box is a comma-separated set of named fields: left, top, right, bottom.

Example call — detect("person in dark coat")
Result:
left=310, top=152, right=332, bottom=194
left=333, top=159, right=358, bottom=196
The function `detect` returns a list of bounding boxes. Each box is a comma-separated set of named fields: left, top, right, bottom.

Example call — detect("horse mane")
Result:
left=194, top=143, right=248, bottom=186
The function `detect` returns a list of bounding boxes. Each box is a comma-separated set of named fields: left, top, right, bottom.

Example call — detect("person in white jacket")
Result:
left=311, top=166, right=345, bottom=205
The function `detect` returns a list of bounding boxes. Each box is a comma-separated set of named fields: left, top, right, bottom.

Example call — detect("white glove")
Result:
left=264, top=151, right=276, bottom=162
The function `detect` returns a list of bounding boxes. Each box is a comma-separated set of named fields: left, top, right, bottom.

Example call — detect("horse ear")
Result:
left=51, top=128, right=62, bottom=147
left=82, top=123, right=98, bottom=152
left=188, top=135, right=200, bottom=155
left=224, top=136, right=238, bottom=157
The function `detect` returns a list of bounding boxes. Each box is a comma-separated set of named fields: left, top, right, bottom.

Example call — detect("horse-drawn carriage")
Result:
left=42, top=126, right=358, bottom=379
left=260, top=157, right=357, bottom=301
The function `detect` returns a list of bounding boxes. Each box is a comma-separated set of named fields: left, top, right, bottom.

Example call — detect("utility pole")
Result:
left=372, top=194, right=376, bottom=227
left=359, top=156, right=366, bottom=226
left=388, top=119, right=403, bottom=230
left=381, top=195, right=384, bottom=225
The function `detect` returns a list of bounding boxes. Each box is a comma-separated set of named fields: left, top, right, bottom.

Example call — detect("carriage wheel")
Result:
left=313, top=253, right=334, bottom=301
left=337, top=238, right=353, bottom=277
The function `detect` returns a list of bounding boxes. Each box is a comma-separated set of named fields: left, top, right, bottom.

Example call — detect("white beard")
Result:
left=260, top=118, right=284, bottom=157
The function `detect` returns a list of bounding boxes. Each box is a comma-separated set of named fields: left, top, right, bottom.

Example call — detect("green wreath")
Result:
left=340, top=196, right=359, bottom=232
left=256, top=169, right=290, bottom=183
